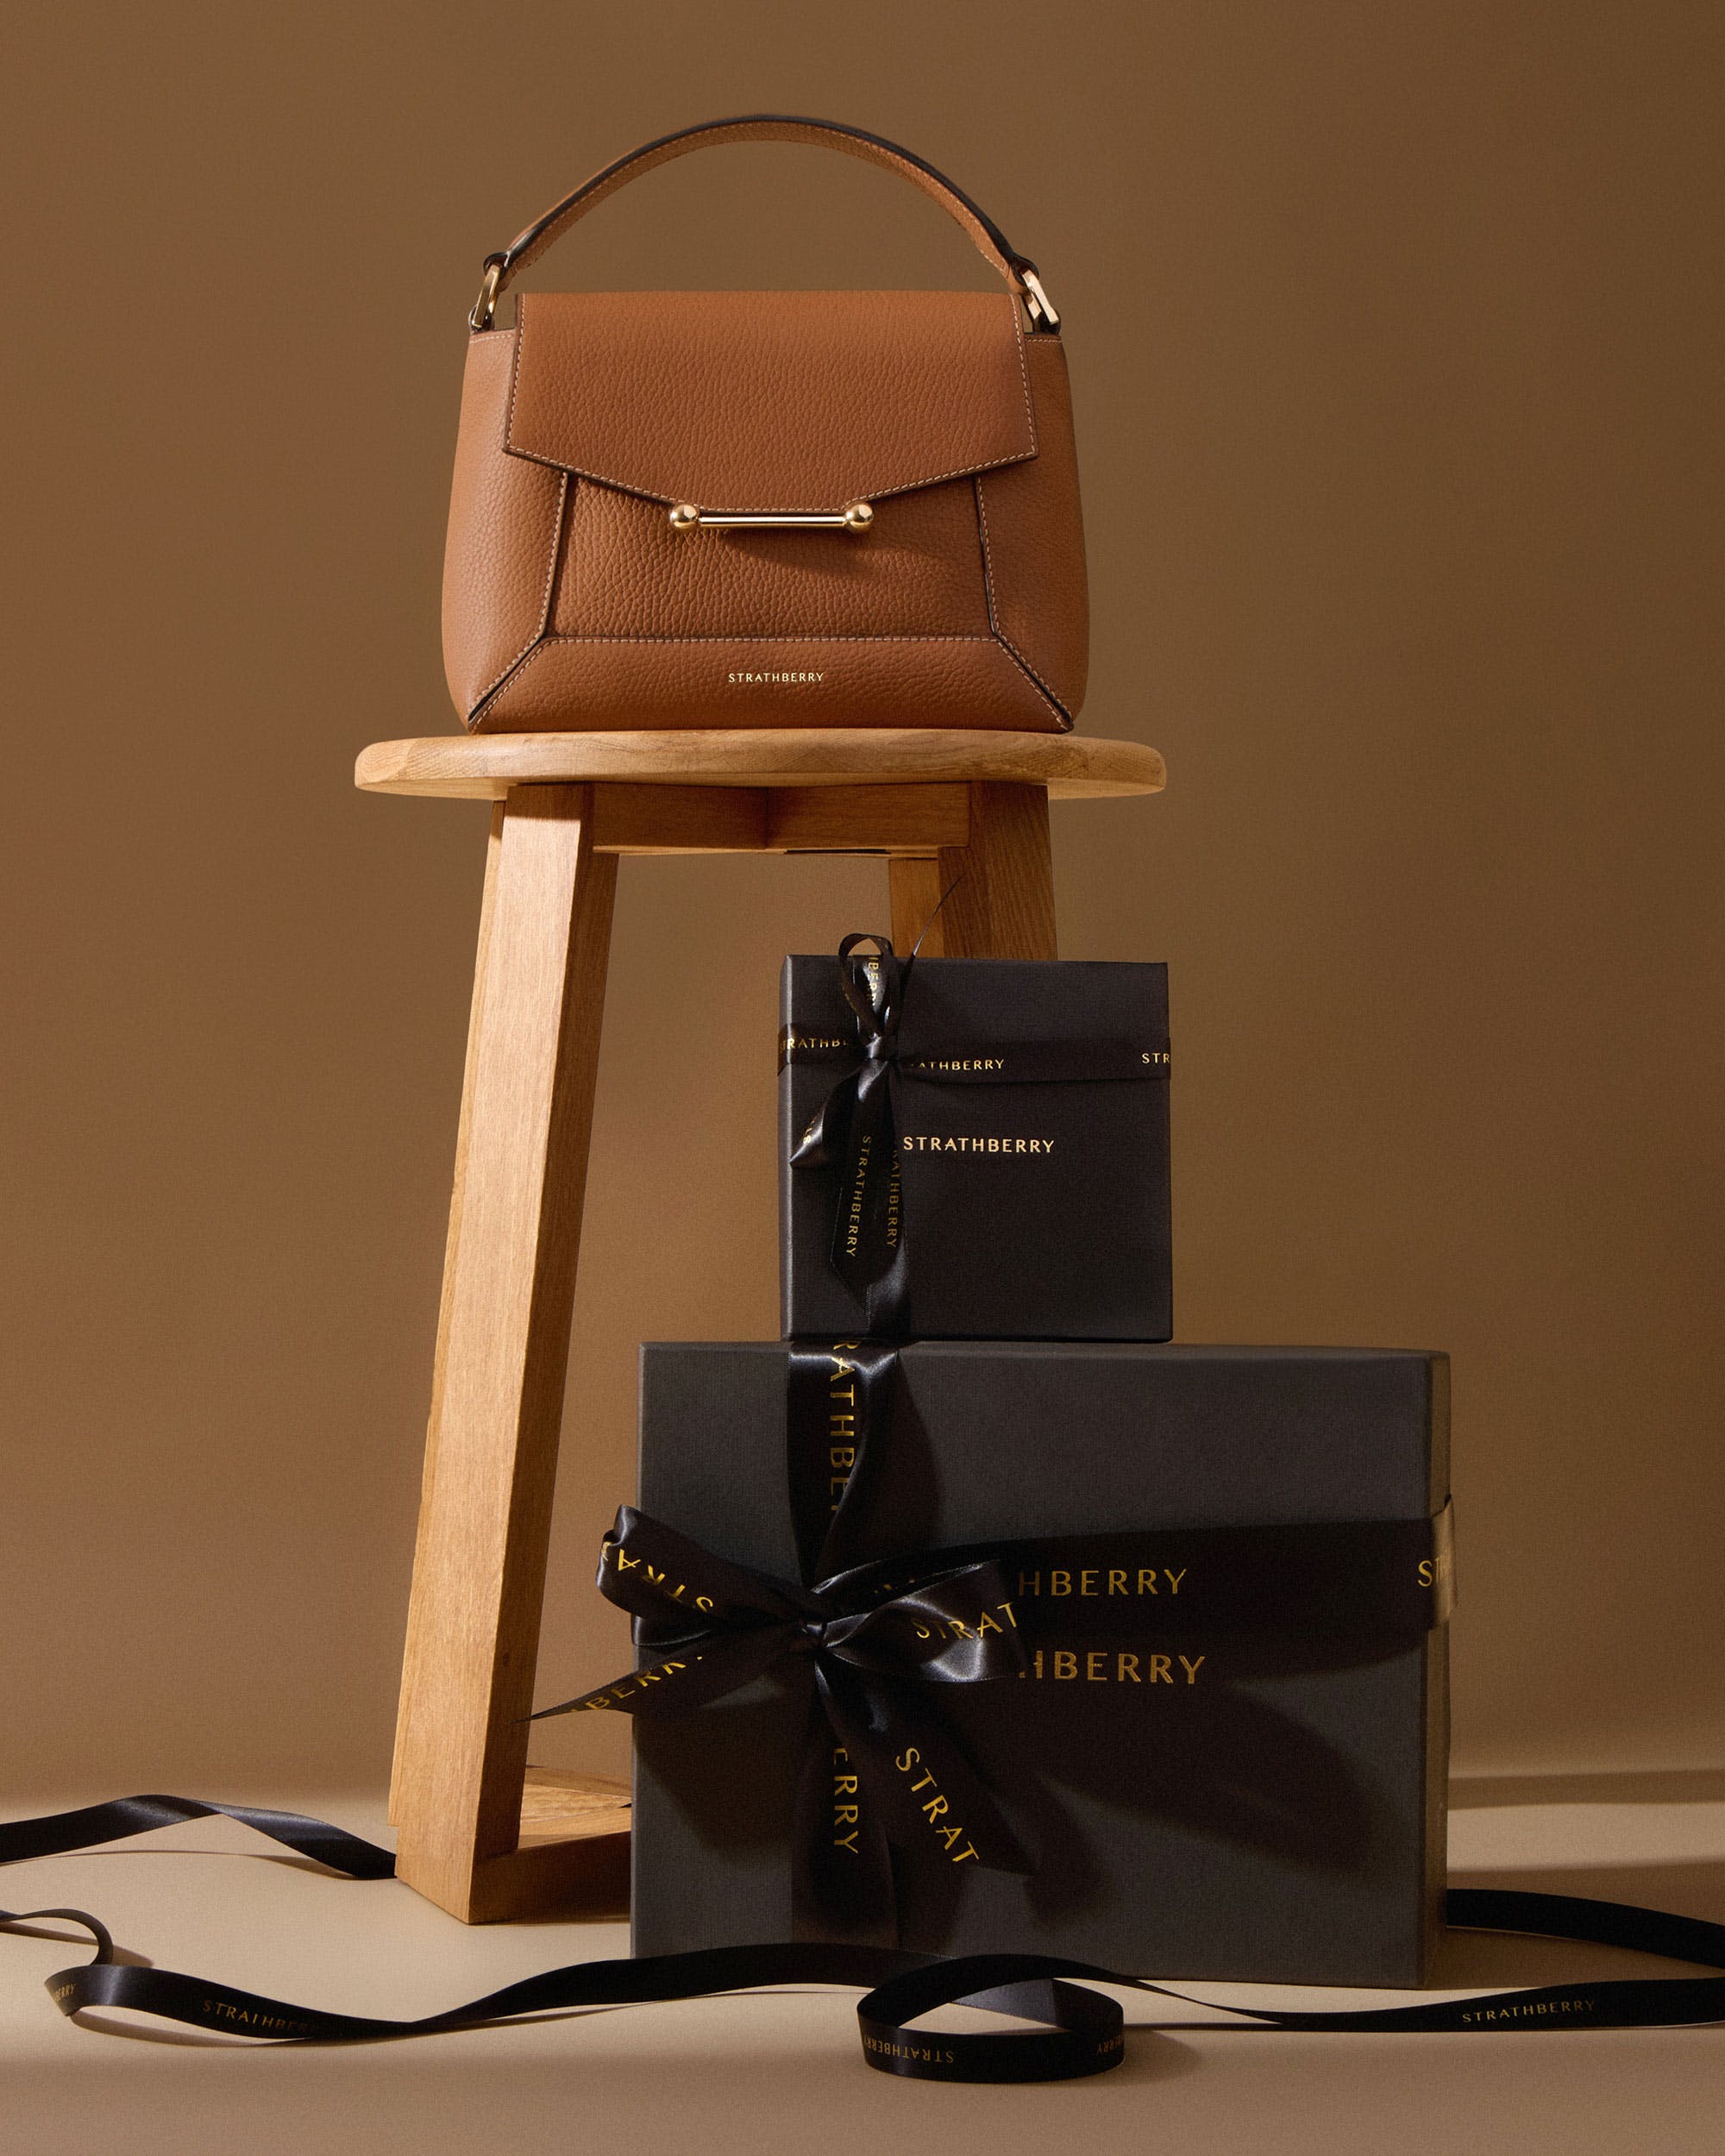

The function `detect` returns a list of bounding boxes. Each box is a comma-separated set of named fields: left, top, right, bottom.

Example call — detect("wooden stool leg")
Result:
left=391, top=803, right=505, bottom=1825
left=390, top=783, right=621, bottom=1922
left=888, top=780, right=1057, bottom=959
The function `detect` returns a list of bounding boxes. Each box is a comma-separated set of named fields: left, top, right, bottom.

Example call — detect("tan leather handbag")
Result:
left=442, top=116, right=1087, bottom=736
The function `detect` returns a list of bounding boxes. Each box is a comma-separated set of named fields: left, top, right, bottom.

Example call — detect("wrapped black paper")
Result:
left=629, top=1340, right=1451, bottom=1987
left=780, top=953, right=1171, bottom=1338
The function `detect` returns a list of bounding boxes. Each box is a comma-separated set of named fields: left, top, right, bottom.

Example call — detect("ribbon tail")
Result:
left=596, top=1507, right=806, bottom=1632
left=0, top=1797, right=394, bottom=1879
left=859, top=1184, right=912, bottom=1338
left=791, top=1689, right=898, bottom=1946
left=530, top=1626, right=791, bottom=1720
left=789, top=1064, right=856, bottom=1172
left=818, top=1061, right=901, bottom=1306
left=815, top=1664, right=1031, bottom=1880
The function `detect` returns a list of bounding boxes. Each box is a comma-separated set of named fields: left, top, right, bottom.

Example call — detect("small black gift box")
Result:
left=779, top=949, right=1172, bottom=1338
left=624, top=1340, right=1452, bottom=1987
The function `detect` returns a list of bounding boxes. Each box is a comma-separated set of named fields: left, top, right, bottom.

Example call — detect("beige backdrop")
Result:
left=3, top=0, right=1721, bottom=1800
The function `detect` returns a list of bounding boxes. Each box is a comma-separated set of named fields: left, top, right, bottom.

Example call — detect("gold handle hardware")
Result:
left=1018, top=267, right=1060, bottom=332
left=668, top=502, right=875, bottom=532
left=469, top=255, right=506, bottom=332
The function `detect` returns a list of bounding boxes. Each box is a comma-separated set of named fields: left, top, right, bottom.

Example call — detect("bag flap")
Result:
left=504, top=289, right=1038, bottom=511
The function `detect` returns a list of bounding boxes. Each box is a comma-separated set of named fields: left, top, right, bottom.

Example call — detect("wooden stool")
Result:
left=355, top=726, right=1164, bottom=1921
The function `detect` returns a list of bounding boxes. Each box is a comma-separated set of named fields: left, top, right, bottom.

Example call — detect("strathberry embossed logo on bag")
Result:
left=727, top=671, right=825, bottom=684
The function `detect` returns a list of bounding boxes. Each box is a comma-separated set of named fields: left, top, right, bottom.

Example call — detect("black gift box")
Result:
left=779, top=956, right=1172, bottom=1339
left=630, top=1341, right=1450, bottom=1986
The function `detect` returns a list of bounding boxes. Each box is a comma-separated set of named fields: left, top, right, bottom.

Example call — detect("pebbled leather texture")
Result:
left=448, top=312, right=1085, bottom=730
left=443, top=117, right=1084, bottom=733
left=446, top=124, right=1089, bottom=736
left=505, top=291, right=1036, bottom=512
left=475, top=632, right=1065, bottom=733
left=974, top=336, right=1089, bottom=718
left=446, top=300, right=1088, bottom=734
left=550, top=469, right=994, bottom=641
left=441, top=333, right=567, bottom=719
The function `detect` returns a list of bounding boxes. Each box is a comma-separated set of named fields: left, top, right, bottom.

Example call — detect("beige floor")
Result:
left=2, top=1777, right=1720, bottom=2156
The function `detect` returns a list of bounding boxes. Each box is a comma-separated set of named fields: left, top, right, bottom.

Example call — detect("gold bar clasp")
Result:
left=669, top=502, right=874, bottom=532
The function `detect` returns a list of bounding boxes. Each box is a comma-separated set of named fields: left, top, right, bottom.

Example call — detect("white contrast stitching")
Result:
left=974, top=473, right=1000, bottom=636
left=467, top=469, right=569, bottom=723
left=478, top=629, right=1070, bottom=730
left=486, top=327, right=518, bottom=452
left=467, top=636, right=543, bottom=728
left=990, top=634, right=1076, bottom=731
left=505, top=304, right=529, bottom=447
left=541, top=632, right=995, bottom=642
left=974, top=473, right=1074, bottom=730
left=542, top=474, right=573, bottom=636
left=503, top=294, right=1037, bottom=510
left=1007, top=295, right=1038, bottom=458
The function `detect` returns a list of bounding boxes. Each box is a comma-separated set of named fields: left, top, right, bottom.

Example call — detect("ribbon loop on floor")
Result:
left=4, top=1857, right=1721, bottom=2079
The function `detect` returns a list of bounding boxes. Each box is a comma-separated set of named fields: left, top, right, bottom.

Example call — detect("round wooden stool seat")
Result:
left=354, top=726, right=1164, bottom=800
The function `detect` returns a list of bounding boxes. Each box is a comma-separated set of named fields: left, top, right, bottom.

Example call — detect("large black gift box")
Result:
left=779, top=956, right=1172, bottom=1338
left=630, top=1341, right=1451, bottom=1986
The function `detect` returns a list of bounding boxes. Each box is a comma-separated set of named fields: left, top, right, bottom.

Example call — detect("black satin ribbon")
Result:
left=925, top=1508, right=1458, bottom=1639
left=0, top=1796, right=396, bottom=1877
left=528, top=1506, right=1033, bottom=1922
left=531, top=1501, right=1455, bottom=1936
left=3, top=1808, right=1722, bottom=2078
left=534, top=1333, right=1454, bottom=1940
left=536, top=1509, right=1460, bottom=1679
left=4, top=1386, right=1709, bottom=2071
left=787, top=934, right=1167, bottom=1332
left=531, top=1336, right=1034, bottom=1941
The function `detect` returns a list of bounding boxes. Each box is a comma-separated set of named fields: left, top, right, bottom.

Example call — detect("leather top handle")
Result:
left=471, top=115, right=1060, bottom=334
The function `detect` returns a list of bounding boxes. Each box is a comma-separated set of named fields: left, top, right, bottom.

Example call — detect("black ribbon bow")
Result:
left=534, top=1337, right=1460, bottom=1941
left=787, top=933, right=1165, bottom=1332
left=532, top=1506, right=1032, bottom=1933
left=1, top=1351, right=1714, bottom=2074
